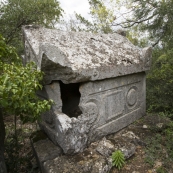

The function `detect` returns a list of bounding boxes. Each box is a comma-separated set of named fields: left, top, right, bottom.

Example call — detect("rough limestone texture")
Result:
left=31, top=138, right=62, bottom=172
left=39, top=72, right=146, bottom=154
left=31, top=128, right=141, bottom=173
left=23, top=25, right=152, bottom=154
left=23, top=25, right=151, bottom=84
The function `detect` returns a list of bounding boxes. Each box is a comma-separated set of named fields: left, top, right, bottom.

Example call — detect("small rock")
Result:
left=32, top=138, right=62, bottom=163
left=154, top=161, right=162, bottom=169
left=132, top=138, right=146, bottom=146
left=122, top=131, right=139, bottom=139
left=125, top=165, right=131, bottom=170
left=146, top=170, right=153, bottom=173
left=96, top=137, right=115, bottom=157
left=119, top=143, right=136, bottom=159
left=156, top=123, right=163, bottom=128
left=143, top=125, right=148, bottom=129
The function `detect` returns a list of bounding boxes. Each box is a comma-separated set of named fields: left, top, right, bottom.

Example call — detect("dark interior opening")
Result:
left=59, top=81, right=82, bottom=118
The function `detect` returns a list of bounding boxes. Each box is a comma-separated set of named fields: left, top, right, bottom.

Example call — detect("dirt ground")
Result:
left=110, top=114, right=172, bottom=173
left=4, top=114, right=172, bottom=173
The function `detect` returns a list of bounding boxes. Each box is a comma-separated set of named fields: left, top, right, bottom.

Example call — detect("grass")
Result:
left=144, top=119, right=173, bottom=173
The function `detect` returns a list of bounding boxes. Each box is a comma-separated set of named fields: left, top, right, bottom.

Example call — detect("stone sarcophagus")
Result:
left=23, top=26, right=152, bottom=154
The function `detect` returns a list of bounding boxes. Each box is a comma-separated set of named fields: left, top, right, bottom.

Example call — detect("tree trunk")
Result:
left=0, top=108, right=7, bottom=173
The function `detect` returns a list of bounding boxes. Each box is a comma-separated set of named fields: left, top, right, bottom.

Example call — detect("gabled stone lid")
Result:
left=23, top=25, right=152, bottom=84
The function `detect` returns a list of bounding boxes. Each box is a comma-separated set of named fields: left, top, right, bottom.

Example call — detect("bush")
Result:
left=147, top=48, right=173, bottom=115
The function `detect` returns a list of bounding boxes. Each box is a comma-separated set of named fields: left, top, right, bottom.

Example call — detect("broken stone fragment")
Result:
left=96, top=137, right=115, bottom=157
left=119, top=143, right=136, bottom=159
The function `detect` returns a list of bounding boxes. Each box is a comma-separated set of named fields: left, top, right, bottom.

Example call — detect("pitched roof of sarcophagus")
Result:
left=22, top=25, right=152, bottom=84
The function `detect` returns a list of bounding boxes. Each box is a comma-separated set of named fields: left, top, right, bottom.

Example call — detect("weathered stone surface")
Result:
left=43, top=155, right=112, bottom=173
left=23, top=26, right=151, bottom=154
left=107, top=130, right=140, bottom=160
left=31, top=137, right=62, bottom=173
left=23, top=25, right=151, bottom=84
left=31, top=134, right=113, bottom=173
left=96, top=137, right=115, bottom=157
left=38, top=72, right=146, bottom=154
left=96, top=135, right=136, bottom=159
left=31, top=128, right=144, bottom=173
left=119, top=144, right=136, bottom=159
left=32, top=138, right=62, bottom=162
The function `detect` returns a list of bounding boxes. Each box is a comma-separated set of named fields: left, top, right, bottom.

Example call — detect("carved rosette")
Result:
left=126, top=86, right=138, bottom=108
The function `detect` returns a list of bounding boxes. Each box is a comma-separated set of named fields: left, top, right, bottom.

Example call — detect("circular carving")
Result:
left=127, top=87, right=138, bottom=107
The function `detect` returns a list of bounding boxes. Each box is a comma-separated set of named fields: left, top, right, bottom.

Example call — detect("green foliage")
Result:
left=144, top=119, right=173, bottom=171
left=0, top=35, right=52, bottom=123
left=119, top=0, right=173, bottom=48
left=4, top=118, right=40, bottom=172
left=0, top=0, right=63, bottom=53
left=0, top=35, right=19, bottom=63
left=145, top=133, right=163, bottom=166
left=0, top=35, right=52, bottom=172
left=74, top=0, right=115, bottom=34
left=156, top=167, right=167, bottom=173
left=89, top=0, right=114, bottom=33
left=111, top=150, right=125, bottom=170
left=118, top=0, right=173, bottom=114
left=147, top=48, right=173, bottom=114
left=126, top=30, right=148, bottom=47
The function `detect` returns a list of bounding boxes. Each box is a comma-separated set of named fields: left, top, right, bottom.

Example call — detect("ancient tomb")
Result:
left=23, top=26, right=152, bottom=154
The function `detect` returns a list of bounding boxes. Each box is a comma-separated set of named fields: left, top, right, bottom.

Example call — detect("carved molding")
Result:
left=80, top=101, right=99, bottom=125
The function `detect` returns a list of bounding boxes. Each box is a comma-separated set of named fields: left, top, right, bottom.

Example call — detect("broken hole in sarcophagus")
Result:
left=59, top=81, right=82, bottom=118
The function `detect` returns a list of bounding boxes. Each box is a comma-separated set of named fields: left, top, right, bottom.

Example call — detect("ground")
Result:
left=4, top=114, right=173, bottom=173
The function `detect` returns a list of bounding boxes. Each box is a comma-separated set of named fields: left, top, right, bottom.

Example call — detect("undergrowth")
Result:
left=144, top=115, right=173, bottom=173
left=4, top=116, right=39, bottom=173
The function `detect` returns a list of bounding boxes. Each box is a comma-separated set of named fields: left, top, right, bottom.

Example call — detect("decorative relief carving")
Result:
left=80, top=101, right=99, bottom=124
left=105, top=90, right=124, bottom=121
left=126, top=86, right=138, bottom=108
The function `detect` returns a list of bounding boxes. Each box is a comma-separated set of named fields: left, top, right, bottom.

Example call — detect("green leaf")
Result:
left=111, top=150, right=125, bottom=170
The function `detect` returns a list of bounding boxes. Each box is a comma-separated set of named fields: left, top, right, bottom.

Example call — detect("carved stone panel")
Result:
left=40, top=73, right=146, bottom=154
left=79, top=72, right=145, bottom=142
left=105, top=90, right=124, bottom=121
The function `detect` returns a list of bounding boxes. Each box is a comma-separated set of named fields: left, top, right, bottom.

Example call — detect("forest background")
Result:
left=0, top=0, right=173, bottom=172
